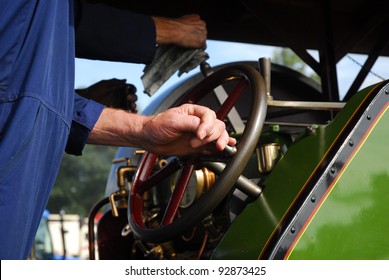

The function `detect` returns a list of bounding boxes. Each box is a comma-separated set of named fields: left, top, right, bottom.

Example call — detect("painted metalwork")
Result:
left=212, top=81, right=389, bottom=259
left=285, top=84, right=389, bottom=259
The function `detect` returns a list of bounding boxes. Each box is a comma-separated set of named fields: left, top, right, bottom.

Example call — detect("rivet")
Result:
left=291, top=227, right=296, bottom=234
left=349, top=140, right=354, bottom=147
left=305, top=126, right=316, bottom=134
left=311, top=196, right=316, bottom=203
left=330, top=167, right=336, bottom=174
left=385, top=89, right=389, bottom=95
left=367, top=114, right=371, bottom=120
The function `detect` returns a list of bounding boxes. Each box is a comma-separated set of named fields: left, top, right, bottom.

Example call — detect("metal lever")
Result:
left=223, top=144, right=237, bottom=156
left=258, top=57, right=272, bottom=100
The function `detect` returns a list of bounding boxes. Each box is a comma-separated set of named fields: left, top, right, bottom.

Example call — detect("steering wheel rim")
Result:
left=128, top=63, right=267, bottom=243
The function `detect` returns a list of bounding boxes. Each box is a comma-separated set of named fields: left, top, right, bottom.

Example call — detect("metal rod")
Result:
left=268, top=99, right=345, bottom=111
left=205, top=162, right=262, bottom=198
left=264, top=121, right=322, bottom=127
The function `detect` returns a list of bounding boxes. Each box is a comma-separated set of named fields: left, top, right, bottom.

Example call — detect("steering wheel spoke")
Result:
left=161, top=161, right=195, bottom=226
left=216, top=77, right=248, bottom=120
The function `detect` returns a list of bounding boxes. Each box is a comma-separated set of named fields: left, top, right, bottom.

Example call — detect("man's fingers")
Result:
left=174, top=104, right=236, bottom=151
left=184, top=104, right=220, bottom=140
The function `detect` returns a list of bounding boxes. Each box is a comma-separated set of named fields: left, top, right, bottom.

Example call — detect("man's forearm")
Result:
left=86, top=104, right=235, bottom=157
left=152, top=14, right=207, bottom=49
left=87, top=107, right=149, bottom=148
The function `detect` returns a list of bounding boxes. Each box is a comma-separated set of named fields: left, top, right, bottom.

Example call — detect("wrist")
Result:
left=152, top=16, right=179, bottom=45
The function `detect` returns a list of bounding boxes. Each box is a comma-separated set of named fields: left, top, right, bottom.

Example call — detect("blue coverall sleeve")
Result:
left=65, top=93, right=105, bottom=155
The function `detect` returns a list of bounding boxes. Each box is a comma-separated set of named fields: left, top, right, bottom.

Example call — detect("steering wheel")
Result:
left=128, top=63, right=267, bottom=243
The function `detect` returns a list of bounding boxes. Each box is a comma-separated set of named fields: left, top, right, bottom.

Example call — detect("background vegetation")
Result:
left=47, top=145, right=117, bottom=217
left=272, top=48, right=321, bottom=83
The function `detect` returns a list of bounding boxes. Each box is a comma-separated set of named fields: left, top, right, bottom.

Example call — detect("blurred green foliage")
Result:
left=47, top=145, right=117, bottom=217
left=272, top=48, right=321, bottom=84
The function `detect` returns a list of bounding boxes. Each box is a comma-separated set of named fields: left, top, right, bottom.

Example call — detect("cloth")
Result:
left=141, top=45, right=209, bottom=96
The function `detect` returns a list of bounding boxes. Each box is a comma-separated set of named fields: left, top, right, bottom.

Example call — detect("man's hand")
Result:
left=140, top=104, right=236, bottom=155
left=88, top=104, right=236, bottom=156
left=152, top=14, right=207, bottom=49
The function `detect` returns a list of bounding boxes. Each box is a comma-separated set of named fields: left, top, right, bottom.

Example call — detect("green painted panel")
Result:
left=289, top=105, right=389, bottom=259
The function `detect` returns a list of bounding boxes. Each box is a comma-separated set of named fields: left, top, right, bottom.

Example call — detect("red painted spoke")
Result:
left=131, top=152, right=158, bottom=194
left=161, top=161, right=195, bottom=226
left=133, top=154, right=182, bottom=195
left=216, top=77, right=247, bottom=120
